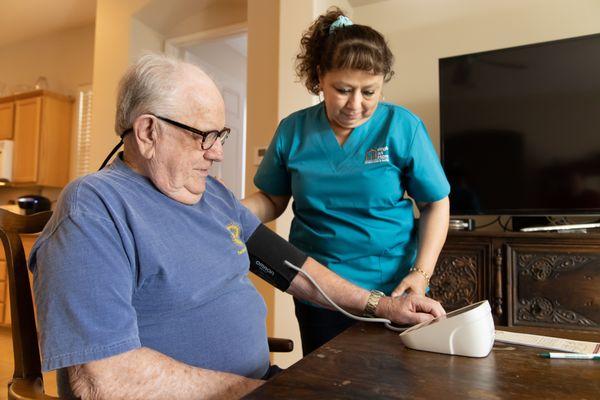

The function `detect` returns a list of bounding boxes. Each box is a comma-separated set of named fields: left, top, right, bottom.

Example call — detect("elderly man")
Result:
left=30, top=54, right=444, bottom=400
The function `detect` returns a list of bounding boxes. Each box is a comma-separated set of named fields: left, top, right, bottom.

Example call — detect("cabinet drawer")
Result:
left=508, top=243, right=600, bottom=330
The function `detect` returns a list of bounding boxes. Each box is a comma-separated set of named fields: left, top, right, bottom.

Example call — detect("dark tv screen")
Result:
left=439, top=33, right=600, bottom=216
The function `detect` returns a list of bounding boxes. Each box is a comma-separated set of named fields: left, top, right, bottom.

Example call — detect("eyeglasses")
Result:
left=154, top=115, right=231, bottom=150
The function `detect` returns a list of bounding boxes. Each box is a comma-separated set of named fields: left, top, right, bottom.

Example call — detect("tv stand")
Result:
left=520, top=222, right=600, bottom=232
left=429, top=230, right=599, bottom=331
left=511, top=216, right=550, bottom=232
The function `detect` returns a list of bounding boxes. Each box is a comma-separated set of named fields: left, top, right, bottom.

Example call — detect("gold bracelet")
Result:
left=409, top=266, right=431, bottom=285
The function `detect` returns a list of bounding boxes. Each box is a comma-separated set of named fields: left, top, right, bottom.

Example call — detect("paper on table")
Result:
left=495, top=330, right=600, bottom=354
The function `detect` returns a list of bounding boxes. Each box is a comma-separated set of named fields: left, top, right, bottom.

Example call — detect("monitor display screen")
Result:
left=439, top=34, right=600, bottom=215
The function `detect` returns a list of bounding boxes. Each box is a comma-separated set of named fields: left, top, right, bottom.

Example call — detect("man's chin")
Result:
left=157, top=183, right=205, bottom=205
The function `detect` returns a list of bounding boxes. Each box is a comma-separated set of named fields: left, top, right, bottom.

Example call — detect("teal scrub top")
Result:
left=254, top=102, right=450, bottom=294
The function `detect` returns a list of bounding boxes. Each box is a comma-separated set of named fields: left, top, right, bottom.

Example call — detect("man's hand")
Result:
left=376, top=294, right=445, bottom=325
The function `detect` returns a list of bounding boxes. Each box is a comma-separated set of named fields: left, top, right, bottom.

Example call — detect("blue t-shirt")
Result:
left=29, top=156, right=269, bottom=380
left=254, top=102, right=450, bottom=293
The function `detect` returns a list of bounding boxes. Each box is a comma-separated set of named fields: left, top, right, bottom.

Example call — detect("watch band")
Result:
left=363, top=290, right=385, bottom=317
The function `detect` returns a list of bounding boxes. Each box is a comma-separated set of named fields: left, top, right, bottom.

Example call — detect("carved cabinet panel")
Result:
left=430, top=240, right=490, bottom=313
left=508, top=243, right=599, bottom=330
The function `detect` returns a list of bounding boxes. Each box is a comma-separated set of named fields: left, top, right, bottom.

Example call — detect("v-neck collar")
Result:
left=316, top=102, right=377, bottom=170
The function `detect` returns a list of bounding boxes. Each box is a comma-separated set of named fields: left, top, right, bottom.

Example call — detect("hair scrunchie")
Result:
left=329, top=15, right=353, bottom=34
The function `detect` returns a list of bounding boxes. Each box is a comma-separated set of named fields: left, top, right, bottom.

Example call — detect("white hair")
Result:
left=114, top=53, right=194, bottom=136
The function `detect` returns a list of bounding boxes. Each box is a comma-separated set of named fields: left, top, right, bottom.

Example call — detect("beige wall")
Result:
left=354, top=0, right=600, bottom=152
left=130, top=18, right=165, bottom=65
left=90, top=0, right=150, bottom=169
left=0, top=24, right=95, bottom=97
left=245, top=0, right=281, bottom=351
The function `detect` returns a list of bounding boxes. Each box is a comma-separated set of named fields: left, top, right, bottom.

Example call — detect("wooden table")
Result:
left=244, top=323, right=600, bottom=399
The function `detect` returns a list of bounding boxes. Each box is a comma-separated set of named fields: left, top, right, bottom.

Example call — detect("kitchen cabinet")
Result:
left=0, top=234, right=36, bottom=326
left=0, top=90, right=73, bottom=187
left=0, top=101, right=14, bottom=139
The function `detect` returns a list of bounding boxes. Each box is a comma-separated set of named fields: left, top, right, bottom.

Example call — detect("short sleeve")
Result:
left=236, top=201, right=261, bottom=242
left=30, top=212, right=140, bottom=371
left=253, top=123, right=292, bottom=196
left=404, top=121, right=451, bottom=202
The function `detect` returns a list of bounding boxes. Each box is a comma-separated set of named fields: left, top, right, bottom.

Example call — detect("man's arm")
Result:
left=286, top=257, right=445, bottom=325
left=69, top=347, right=263, bottom=400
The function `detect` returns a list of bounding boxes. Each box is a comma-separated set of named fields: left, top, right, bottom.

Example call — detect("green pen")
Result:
left=539, top=352, right=600, bottom=360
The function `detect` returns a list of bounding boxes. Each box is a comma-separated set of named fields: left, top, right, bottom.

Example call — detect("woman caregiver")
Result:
left=242, top=7, right=450, bottom=355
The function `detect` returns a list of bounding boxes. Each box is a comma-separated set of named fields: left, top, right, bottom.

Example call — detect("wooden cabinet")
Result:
left=0, top=101, right=15, bottom=139
left=430, top=230, right=600, bottom=331
left=0, top=90, right=73, bottom=187
left=0, top=234, right=37, bottom=326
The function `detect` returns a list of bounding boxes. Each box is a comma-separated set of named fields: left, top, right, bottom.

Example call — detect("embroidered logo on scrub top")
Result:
left=226, top=223, right=247, bottom=255
left=365, top=146, right=389, bottom=164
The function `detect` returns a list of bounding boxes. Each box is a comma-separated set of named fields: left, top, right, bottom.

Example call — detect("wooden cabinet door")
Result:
left=430, top=239, right=491, bottom=312
left=508, top=242, right=600, bottom=330
left=12, top=97, right=42, bottom=183
left=0, top=101, right=14, bottom=139
left=38, top=96, right=73, bottom=187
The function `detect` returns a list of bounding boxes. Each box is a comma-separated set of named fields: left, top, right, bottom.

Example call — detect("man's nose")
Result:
left=204, top=138, right=224, bottom=162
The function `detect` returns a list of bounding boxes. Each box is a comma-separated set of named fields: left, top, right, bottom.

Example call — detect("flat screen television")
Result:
left=439, top=33, right=600, bottom=217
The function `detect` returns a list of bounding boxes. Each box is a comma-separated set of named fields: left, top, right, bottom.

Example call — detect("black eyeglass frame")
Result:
left=121, top=114, right=231, bottom=150
left=153, top=115, right=231, bottom=150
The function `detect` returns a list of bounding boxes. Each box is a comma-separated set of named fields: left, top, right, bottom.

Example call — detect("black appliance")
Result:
left=439, top=33, right=600, bottom=218
left=18, top=195, right=51, bottom=215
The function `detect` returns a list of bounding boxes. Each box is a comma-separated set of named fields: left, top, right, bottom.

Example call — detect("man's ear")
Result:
left=132, top=115, right=158, bottom=160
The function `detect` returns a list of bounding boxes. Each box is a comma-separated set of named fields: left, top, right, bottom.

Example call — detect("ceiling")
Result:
left=135, top=0, right=246, bottom=36
left=0, top=0, right=96, bottom=47
left=348, top=0, right=389, bottom=7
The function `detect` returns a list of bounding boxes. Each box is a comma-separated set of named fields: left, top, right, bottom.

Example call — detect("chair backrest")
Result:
left=0, top=209, right=56, bottom=399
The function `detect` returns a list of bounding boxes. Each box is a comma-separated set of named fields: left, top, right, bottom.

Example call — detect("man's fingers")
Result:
left=410, top=312, right=435, bottom=325
left=412, top=296, right=446, bottom=318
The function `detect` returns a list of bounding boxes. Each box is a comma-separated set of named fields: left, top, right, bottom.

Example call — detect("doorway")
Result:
left=166, top=24, right=247, bottom=199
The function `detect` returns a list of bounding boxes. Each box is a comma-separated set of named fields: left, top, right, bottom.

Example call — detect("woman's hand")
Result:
left=391, top=271, right=429, bottom=297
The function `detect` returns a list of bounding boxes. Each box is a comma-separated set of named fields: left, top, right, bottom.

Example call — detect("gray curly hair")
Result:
left=114, top=53, right=190, bottom=136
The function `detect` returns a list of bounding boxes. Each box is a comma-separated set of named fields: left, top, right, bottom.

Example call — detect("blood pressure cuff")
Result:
left=246, top=224, right=307, bottom=292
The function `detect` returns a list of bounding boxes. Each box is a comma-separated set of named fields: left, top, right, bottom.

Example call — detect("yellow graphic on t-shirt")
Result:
left=227, top=223, right=247, bottom=255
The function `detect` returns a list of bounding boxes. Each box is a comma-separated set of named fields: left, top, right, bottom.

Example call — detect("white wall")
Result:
left=354, top=0, right=600, bottom=152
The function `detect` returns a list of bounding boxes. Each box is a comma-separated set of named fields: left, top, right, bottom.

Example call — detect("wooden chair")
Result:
left=1, top=209, right=56, bottom=399
left=1, top=208, right=291, bottom=400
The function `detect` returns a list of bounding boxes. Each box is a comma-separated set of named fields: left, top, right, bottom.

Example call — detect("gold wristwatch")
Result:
left=363, top=290, right=385, bottom=317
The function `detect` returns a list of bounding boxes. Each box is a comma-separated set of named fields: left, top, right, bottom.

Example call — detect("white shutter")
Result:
left=75, top=86, right=93, bottom=177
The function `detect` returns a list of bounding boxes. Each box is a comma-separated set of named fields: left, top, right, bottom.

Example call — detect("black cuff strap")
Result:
left=246, top=224, right=307, bottom=292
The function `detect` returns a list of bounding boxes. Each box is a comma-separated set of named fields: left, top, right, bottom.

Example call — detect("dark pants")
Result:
left=293, top=298, right=356, bottom=356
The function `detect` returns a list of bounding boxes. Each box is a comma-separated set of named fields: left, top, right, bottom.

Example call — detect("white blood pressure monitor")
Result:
left=399, top=300, right=495, bottom=357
